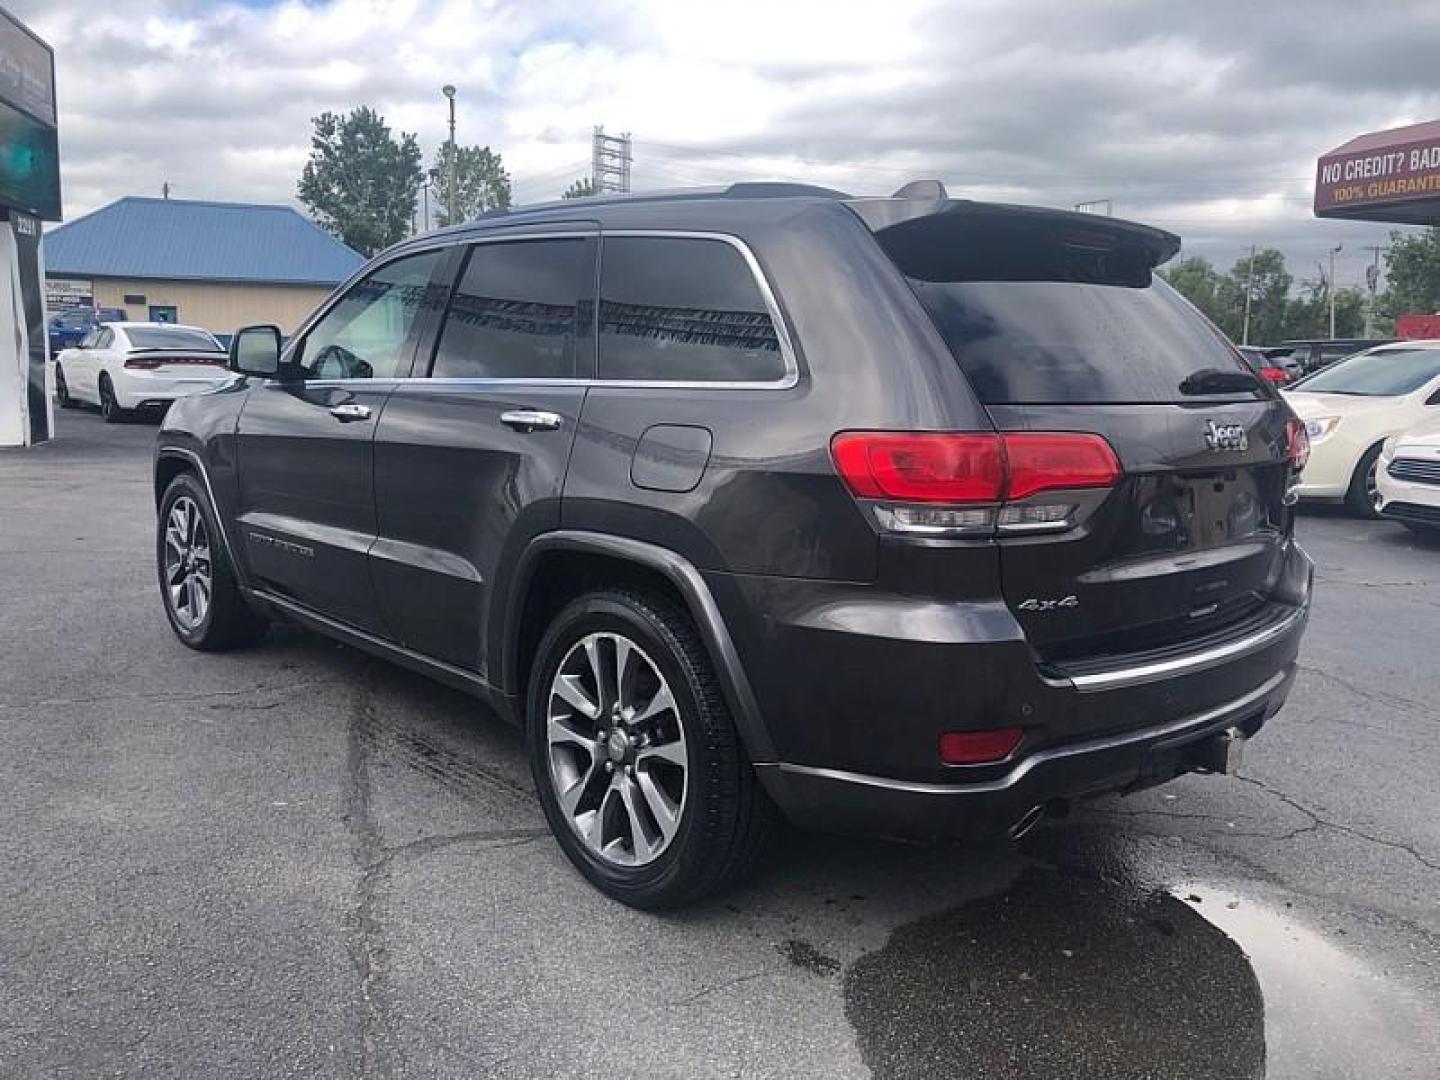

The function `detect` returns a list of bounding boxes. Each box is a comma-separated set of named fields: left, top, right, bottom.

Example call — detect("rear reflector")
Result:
left=830, top=431, right=1120, bottom=504
left=1285, top=417, right=1310, bottom=471
left=939, top=727, right=1024, bottom=765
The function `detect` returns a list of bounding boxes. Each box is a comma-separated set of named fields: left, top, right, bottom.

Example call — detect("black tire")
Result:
left=157, top=472, right=268, bottom=651
left=99, top=375, right=126, bottom=424
left=527, top=588, right=774, bottom=909
left=1344, top=443, right=1384, bottom=519
left=55, top=365, right=78, bottom=409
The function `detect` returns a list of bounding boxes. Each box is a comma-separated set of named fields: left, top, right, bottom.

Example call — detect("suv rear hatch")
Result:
left=864, top=200, right=1300, bottom=663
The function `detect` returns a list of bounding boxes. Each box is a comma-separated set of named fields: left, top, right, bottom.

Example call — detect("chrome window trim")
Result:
left=274, top=227, right=800, bottom=393
left=596, top=229, right=799, bottom=390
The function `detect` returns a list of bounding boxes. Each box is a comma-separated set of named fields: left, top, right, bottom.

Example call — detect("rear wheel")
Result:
left=99, top=375, right=126, bottom=424
left=55, top=365, right=78, bottom=409
left=157, top=473, right=268, bottom=650
left=1345, top=443, right=1384, bottom=519
left=527, top=589, right=773, bottom=909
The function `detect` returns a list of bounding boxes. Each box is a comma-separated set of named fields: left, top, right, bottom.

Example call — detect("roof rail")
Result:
left=723, top=181, right=851, bottom=199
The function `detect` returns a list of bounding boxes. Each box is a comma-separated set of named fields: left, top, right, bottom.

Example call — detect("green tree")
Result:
left=1380, top=227, right=1440, bottom=322
left=1215, top=248, right=1291, bottom=345
left=1284, top=279, right=1368, bottom=340
left=430, top=144, right=512, bottom=226
left=562, top=176, right=597, bottom=199
left=1161, top=256, right=1224, bottom=322
left=298, top=107, right=422, bottom=257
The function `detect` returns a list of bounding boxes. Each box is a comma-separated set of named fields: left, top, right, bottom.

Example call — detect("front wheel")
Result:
left=157, top=473, right=268, bottom=650
left=527, top=589, right=773, bottom=909
left=1345, top=444, right=1384, bottom=519
left=55, top=365, right=78, bottom=409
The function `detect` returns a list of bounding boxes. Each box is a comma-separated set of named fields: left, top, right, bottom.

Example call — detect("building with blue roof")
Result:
left=42, top=196, right=363, bottom=334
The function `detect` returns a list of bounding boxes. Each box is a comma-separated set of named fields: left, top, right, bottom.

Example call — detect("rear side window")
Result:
left=431, top=238, right=590, bottom=380
left=887, top=214, right=1257, bottom=405
left=598, top=236, right=786, bottom=383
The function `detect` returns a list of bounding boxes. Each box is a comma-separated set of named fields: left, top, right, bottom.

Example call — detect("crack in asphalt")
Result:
left=1235, top=775, right=1440, bottom=873
left=373, top=828, right=550, bottom=871
left=1295, top=662, right=1429, bottom=716
left=0, top=677, right=340, bottom=712
left=669, top=969, right=770, bottom=1007
left=344, top=666, right=385, bottom=1080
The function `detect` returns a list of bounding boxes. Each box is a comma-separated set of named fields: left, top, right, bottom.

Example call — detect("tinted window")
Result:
left=94, top=329, right=113, bottom=350
left=913, top=277, right=1256, bottom=404
left=1295, top=349, right=1440, bottom=396
left=431, top=239, right=587, bottom=379
left=300, top=250, right=446, bottom=380
left=598, top=236, right=785, bottom=383
left=125, top=327, right=222, bottom=351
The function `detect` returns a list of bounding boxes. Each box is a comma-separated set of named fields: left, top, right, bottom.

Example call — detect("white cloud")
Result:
left=17, top=0, right=1439, bottom=284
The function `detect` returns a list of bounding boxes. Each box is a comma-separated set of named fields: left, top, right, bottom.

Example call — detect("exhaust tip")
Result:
left=1008, top=804, right=1047, bottom=840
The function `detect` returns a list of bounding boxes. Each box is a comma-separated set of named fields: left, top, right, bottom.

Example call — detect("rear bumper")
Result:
left=720, top=539, right=1313, bottom=839
left=757, top=666, right=1294, bottom=841
left=115, top=372, right=231, bottom=409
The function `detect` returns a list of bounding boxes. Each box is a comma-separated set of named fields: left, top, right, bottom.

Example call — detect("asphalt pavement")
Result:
left=2, top=408, right=1437, bottom=1079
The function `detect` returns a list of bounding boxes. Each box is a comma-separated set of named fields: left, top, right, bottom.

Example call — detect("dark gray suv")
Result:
left=154, top=182, right=1313, bottom=908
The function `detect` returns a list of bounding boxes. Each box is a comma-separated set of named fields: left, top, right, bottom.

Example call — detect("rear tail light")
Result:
left=1259, top=366, right=1289, bottom=385
left=830, top=431, right=1120, bottom=536
left=124, top=355, right=225, bottom=369
left=939, top=727, right=1024, bottom=765
left=1285, top=417, right=1310, bottom=471
left=124, top=356, right=162, bottom=369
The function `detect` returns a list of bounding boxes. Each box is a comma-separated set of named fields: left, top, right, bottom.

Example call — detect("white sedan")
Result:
left=1377, top=416, right=1440, bottom=537
left=1282, top=341, right=1440, bottom=517
left=55, top=322, right=233, bottom=423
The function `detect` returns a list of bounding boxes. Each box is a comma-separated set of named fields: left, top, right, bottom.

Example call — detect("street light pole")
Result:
left=1328, top=243, right=1343, bottom=339
left=1241, top=244, right=1256, bottom=346
left=442, top=84, right=457, bottom=225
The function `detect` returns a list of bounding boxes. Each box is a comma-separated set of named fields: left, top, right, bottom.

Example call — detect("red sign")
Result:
left=1315, top=121, right=1440, bottom=222
left=1397, top=314, right=1440, bottom=340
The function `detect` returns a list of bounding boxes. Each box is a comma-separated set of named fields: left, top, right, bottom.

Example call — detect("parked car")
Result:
left=1283, top=341, right=1440, bottom=516
left=47, top=306, right=127, bottom=353
left=1277, top=337, right=1395, bottom=376
left=1376, top=415, right=1440, bottom=537
left=1260, top=345, right=1305, bottom=380
left=153, top=182, right=1313, bottom=908
left=1238, top=345, right=1292, bottom=385
left=55, top=321, right=230, bottom=422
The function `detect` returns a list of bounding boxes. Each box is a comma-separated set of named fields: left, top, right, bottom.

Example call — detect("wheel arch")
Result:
left=505, top=531, right=776, bottom=763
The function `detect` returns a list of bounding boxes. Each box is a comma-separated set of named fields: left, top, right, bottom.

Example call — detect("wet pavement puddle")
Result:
left=843, top=865, right=1437, bottom=1079
left=1177, top=884, right=1438, bottom=1080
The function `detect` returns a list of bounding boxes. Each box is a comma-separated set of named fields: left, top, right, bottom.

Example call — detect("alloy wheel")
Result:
left=100, top=382, right=116, bottom=420
left=1366, top=460, right=1381, bottom=512
left=163, top=496, right=213, bottom=631
left=545, top=632, right=688, bottom=867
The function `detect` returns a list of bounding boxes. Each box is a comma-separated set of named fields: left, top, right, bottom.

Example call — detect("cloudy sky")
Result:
left=19, top=0, right=1440, bottom=289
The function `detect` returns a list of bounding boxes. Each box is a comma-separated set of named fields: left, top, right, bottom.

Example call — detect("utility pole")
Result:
left=1363, top=244, right=1384, bottom=337
left=591, top=126, right=633, bottom=194
left=161, top=181, right=170, bottom=200
left=442, top=84, right=458, bottom=224
left=1241, top=244, right=1257, bottom=346
left=1328, top=243, right=1343, bottom=339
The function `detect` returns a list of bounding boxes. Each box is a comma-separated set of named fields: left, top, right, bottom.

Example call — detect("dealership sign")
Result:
left=1315, top=120, right=1440, bottom=224
left=44, top=277, right=92, bottom=309
left=0, top=9, right=59, bottom=221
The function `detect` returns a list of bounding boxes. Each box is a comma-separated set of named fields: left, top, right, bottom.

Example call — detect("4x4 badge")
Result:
left=1204, top=420, right=1248, bottom=452
left=1018, top=595, right=1079, bottom=612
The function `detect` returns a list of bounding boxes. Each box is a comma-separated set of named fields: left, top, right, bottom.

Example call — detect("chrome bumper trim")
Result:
left=777, top=670, right=1288, bottom=797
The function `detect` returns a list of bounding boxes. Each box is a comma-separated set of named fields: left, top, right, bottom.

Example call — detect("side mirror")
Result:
left=229, top=324, right=286, bottom=378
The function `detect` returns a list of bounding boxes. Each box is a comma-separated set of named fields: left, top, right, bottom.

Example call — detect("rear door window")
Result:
left=430, top=238, right=591, bottom=380
left=597, top=235, right=786, bottom=383
left=886, top=215, right=1258, bottom=405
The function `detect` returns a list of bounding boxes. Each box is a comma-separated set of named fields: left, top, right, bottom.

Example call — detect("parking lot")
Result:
left=2, top=409, right=1438, bottom=1079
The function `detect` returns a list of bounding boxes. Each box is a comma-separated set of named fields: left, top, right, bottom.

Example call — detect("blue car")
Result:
left=47, top=307, right=127, bottom=353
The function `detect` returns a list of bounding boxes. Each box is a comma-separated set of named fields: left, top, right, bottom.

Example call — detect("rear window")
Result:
left=126, top=327, right=222, bottom=351
left=1295, top=349, right=1440, bottom=396
left=887, top=215, right=1256, bottom=405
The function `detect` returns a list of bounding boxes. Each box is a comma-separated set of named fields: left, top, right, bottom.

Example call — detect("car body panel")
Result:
left=1377, top=414, right=1440, bottom=525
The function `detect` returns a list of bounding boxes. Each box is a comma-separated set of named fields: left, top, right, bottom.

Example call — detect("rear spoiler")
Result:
left=845, top=181, right=1181, bottom=270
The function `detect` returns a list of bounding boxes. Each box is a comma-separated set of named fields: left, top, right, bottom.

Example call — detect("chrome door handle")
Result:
left=329, top=402, right=372, bottom=422
left=500, top=409, right=563, bottom=432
